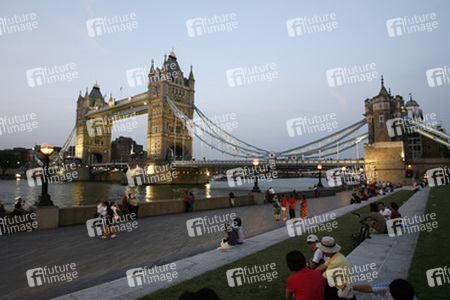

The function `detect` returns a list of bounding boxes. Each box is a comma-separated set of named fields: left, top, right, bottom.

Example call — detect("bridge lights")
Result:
left=38, top=144, right=54, bottom=206
left=406, top=164, right=413, bottom=178
left=317, top=164, right=323, bottom=187
left=251, top=160, right=261, bottom=193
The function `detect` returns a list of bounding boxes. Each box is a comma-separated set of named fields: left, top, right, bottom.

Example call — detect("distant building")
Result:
left=12, top=147, right=33, bottom=167
left=111, top=136, right=146, bottom=162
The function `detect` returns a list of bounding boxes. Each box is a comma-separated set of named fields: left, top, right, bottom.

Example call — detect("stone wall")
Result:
left=58, top=194, right=255, bottom=226
left=364, top=141, right=409, bottom=185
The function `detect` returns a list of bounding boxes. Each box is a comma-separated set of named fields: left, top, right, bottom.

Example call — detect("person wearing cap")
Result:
left=285, top=250, right=325, bottom=300
left=316, top=236, right=353, bottom=300
left=306, top=234, right=328, bottom=269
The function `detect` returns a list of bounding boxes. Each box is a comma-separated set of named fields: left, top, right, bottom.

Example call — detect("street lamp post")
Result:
left=38, top=144, right=54, bottom=206
left=317, top=164, right=323, bottom=187
left=251, top=159, right=261, bottom=192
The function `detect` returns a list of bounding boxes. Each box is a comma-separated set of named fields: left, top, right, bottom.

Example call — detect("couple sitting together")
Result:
left=218, top=217, right=245, bottom=249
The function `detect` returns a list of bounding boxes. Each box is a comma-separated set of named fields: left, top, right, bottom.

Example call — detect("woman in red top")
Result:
left=281, top=194, right=287, bottom=221
left=288, top=194, right=296, bottom=219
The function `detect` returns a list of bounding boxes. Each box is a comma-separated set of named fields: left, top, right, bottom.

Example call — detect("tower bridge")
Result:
left=60, top=52, right=450, bottom=184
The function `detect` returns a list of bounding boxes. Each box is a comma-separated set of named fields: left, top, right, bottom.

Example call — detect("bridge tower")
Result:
left=363, top=77, right=408, bottom=184
left=75, top=84, right=112, bottom=164
left=147, top=50, right=195, bottom=161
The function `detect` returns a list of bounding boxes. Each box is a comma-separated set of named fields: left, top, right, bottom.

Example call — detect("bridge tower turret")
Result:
left=147, top=50, right=195, bottom=161
left=363, top=77, right=409, bottom=184
left=75, top=83, right=112, bottom=164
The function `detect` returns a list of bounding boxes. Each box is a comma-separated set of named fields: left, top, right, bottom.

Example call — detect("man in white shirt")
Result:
left=378, top=202, right=392, bottom=220
left=306, top=234, right=329, bottom=269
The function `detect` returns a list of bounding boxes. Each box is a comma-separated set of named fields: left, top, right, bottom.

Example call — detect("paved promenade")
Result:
left=53, top=190, right=404, bottom=300
left=1, top=190, right=353, bottom=300
left=348, top=187, right=430, bottom=299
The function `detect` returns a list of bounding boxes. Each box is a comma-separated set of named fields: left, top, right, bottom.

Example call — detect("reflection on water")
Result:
left=0, top=177, right=327, bottom=209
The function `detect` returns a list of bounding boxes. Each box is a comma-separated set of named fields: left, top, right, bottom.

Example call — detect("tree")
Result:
left=0, top=150, right=19, bottom=176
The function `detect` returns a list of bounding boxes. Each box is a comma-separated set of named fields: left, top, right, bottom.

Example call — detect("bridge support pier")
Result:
left=364, top=141, right=411, bottom=185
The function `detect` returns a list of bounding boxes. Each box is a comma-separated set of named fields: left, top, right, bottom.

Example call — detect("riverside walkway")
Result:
left=53, top=189, right=412, bottom=300
left=1, top=190, right=354, bottom=300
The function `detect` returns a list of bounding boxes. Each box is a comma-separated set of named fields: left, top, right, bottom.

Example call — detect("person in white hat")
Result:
left=306, top=234, right=329, bottom=269
left=316, top=236, right=354, bottom=300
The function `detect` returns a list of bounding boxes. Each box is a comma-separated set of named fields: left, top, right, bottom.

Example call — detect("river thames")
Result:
left=0, top=177, right=328, bottom=210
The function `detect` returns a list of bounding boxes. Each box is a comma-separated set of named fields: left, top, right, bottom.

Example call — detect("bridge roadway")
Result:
left=90, top=159, right=366, bottom=171
left=0, top=190, right=352, bottom=300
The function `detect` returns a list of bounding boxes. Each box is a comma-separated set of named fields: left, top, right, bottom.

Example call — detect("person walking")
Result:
left=281, top=194, right=287, bottom=221
left=189, top=192, right=195, bottom=212
left=0, top=201, right=6, bottom=233
left=0, top=201, right=5, bottom=218
left=229, top=191, right=236, bottom=207
left=184, top=191, right=190, bottom=212
left=130, top=195, right=139, bottom=218
left=122, top=194, right=131, bottom=216
left=273, top=195, right=281, bottom=221
left=111, top=202, right=120, bottom=224
left=300, top=195, right=308, bottom=219
left=288, top=194, right=296, bottom=219
left=102, top=202, right=117, bottom=239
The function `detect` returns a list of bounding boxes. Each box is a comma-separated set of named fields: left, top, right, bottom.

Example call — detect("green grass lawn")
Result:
left=408, top=185, right=450, bottom=299
left=142, top=190, right=414, bottom=300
